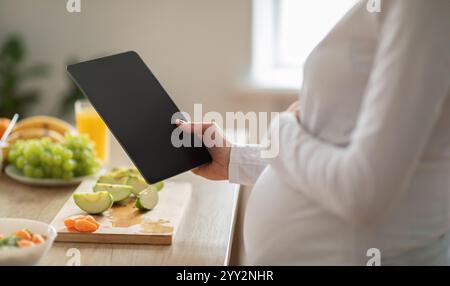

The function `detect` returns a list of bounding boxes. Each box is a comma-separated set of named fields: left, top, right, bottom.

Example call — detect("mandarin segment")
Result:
left=84, top=215, right=100, bottom=227
left=74, top=218, right=98, bottom=232
left=64, top=214, right=86, bottom=229
left=31, top=234, right=45, bottom=244
left=17, top=239, right=35, bottom=248
left=15, top=229, right=32, bottom=240
left=64, top=218, right=76, bottom=229
left=64, top=214, right=100, bottom=232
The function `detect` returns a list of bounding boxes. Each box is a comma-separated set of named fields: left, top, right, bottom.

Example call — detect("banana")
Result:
left=13, top=116, right=74, bottom=136
left=2, top=128, right=65, bottom=161
left=7, top=128, right=65, bottom=144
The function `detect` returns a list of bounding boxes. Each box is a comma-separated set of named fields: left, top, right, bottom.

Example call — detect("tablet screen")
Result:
left=67, top=51, right=211, bottom=183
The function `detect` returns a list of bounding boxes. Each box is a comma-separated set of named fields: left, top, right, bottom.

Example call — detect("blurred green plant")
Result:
left=0, top=34, right=50, bottom=118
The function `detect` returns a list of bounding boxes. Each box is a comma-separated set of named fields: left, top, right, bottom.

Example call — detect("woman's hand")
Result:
left=286, top=100, right=300, bottom=117
left=176, top=119, right=231, bottom=180
left=286, top=100, right=300, bottom=122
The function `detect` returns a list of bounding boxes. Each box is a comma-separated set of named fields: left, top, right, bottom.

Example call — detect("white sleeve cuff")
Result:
left=228, top=144, right=268, bottom=185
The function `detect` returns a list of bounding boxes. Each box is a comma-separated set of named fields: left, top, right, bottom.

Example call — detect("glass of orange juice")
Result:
left=75, top=99, right=109, bottom=163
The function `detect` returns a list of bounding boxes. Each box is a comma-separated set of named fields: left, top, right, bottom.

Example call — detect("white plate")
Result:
left=4, top=164, right=97, bottom=187
left=0, top=218, right=57, bottom=266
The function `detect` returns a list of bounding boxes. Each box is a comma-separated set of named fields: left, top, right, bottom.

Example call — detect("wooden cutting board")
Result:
left=50, top=179, right=191, bottom=245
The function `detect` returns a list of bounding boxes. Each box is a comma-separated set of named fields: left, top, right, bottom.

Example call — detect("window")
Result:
left=251, top=0, right=358, bottom=91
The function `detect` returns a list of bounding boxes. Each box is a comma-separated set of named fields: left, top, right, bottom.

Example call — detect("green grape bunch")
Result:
left=7, top=134, right=100, bottom=179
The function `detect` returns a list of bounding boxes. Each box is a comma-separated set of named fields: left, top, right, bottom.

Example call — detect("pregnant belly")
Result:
left=243, top=166, right=357, bottom=265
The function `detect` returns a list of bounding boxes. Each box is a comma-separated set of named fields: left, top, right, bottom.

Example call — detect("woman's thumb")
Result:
left=175, top=119, right=214, bottom=136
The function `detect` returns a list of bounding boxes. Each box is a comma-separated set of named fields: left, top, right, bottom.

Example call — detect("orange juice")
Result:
left=75, top=102, right=109, bottom=162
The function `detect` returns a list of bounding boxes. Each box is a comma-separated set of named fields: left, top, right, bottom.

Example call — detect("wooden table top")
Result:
left=0, top=138, right=239, bottom=266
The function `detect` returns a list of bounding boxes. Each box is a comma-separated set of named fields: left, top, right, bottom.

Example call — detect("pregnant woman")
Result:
left=178, top=0, right=450, bottom=265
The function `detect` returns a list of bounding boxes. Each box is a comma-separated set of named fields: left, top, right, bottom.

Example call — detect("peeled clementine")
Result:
left=64, top=215, right=86, bottom=229
left=15, top=229, right=32, bottom=240
left=17, top=239, right=35, bottom=248
left=74, top=219, right=98, bottom=232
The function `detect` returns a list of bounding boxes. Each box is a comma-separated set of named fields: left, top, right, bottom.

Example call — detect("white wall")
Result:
left=0, top=0, right=294, bottom=120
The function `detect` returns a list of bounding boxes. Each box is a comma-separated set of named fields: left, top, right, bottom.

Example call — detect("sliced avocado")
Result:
left=97, top=175, right=128, bottom=185
left=135, top=186, right=159, bottom=211
left=93, top=183, right=132, bottom=202
left=129, top=167, right=141, bottom=176
left=126, top=175, right=149, bottom=195
left=110, top=167, right=141, bottom=177
left=152, top=181, right=165, bottom=191
left=73, top=191, right=114, bottom=214
left=109, top=169, right=129, bottom=178
left=111, top=167, right=129, bottom=173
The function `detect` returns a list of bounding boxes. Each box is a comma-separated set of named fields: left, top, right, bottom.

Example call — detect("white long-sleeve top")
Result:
left=229, top=0, right=450, bottom=265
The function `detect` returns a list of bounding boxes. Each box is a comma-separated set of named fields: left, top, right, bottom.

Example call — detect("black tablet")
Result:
left=67, top=51, right=211, bottom=183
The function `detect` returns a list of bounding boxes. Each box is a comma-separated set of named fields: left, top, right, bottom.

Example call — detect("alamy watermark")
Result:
left=66, top=0, right=81, bottom=13
left=66, top=248, right=81, bottom=266
left=67, top=1, right=381, bottom=14
left=366, top=0, right=382, bottom=13
left=366, top=248, right=381, bottom=266
left=64, top=246, right=379, bottom=265
left=171, top=104, right=280, bottom=159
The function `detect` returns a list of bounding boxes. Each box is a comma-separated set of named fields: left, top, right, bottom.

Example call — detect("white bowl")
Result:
left=0, top=218, right=57, bottom=266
